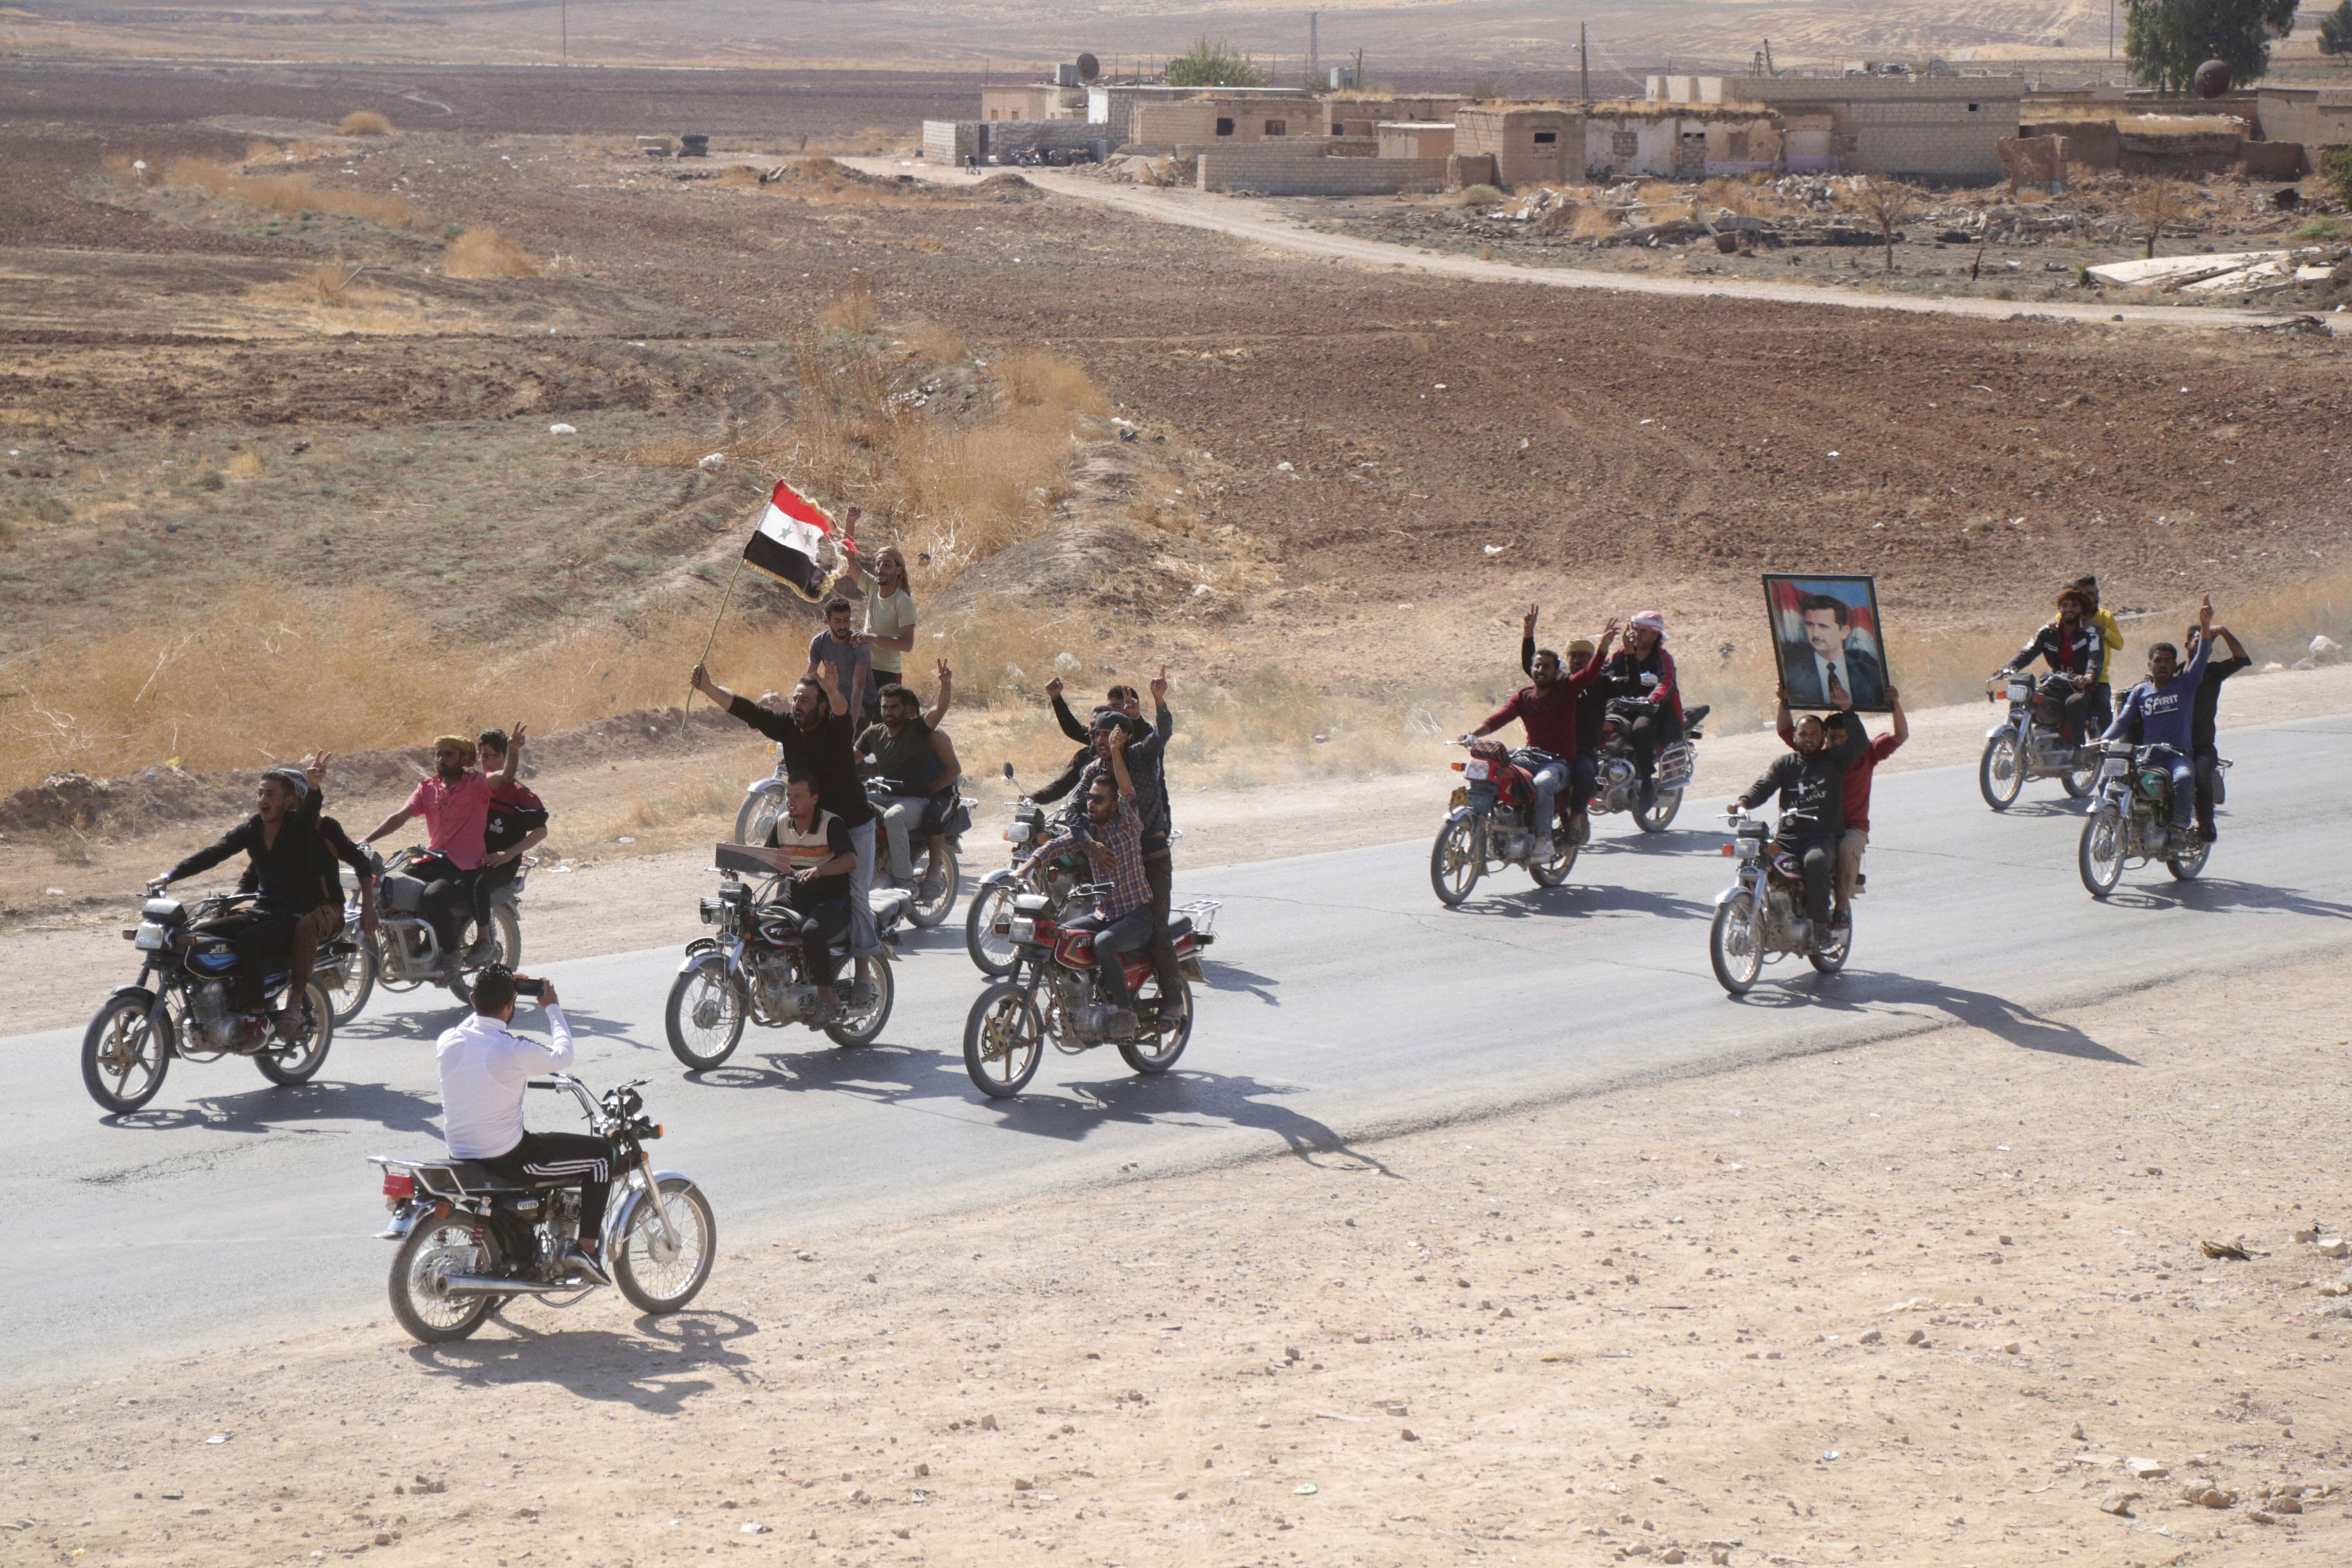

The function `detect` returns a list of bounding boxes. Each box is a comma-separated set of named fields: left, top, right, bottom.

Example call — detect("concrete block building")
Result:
left=1085, top=83, right=1315, bottom=146
left=981, top=83, right=1086, bottom=122
left=1454, top=106, right=1584, bottom=185
left=1327, top=96, right=1465, bottom=138
left=1453, top=103, right=1782, bottom=184
left=1129, top=96, right=1315, bottom=147
left=1651, top=74, right=2024, bottom=181
left=2256, top=87, right=2352, bottom=151
left=1376, top=122, right=1455, bottom=160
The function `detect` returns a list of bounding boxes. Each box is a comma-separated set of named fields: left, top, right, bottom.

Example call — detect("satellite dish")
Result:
left=1077, top=52, right=1101, bottom=82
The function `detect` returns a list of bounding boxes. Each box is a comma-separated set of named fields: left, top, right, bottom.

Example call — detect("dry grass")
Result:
left=443, top=227, right=542, bottom=278
left=225, top=450, right=264, bottom=478
left=1569, top=203, right=1623, bottom=239
left=816, top=279, right=878, bottom=334
left=337, top=110, right=392, bottom=137
left=996, top=351, right=1110, bottom=417
left=894, top=319, right=967, bottom=360
left=156, top=155, right=414, bottom=227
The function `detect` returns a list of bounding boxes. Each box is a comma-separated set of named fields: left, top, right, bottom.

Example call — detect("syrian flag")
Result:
left=742, top=480, right=843, bottom=602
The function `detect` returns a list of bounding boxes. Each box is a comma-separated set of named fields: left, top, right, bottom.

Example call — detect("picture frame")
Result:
left=1763, top=573, right=1894, bottom=713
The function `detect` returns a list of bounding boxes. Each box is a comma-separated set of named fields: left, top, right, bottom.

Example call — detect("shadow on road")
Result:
left=974, top=1069, right=1400, bottom=1176
left=1453, top=880, right=1713, bottom=923
left=404, top=1308, right=762, bottom=1412
left=105, top=1078, right=446, bottom=1135
left=1199, top=957, right=1280, bottom=1005
left=2103, top=878, right=2352, bottom=920
left=1723, top=969, right=2138, bottom=1065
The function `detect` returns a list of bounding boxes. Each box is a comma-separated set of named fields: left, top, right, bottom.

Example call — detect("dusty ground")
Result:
left=7, top=951, right=2350, bottom=1566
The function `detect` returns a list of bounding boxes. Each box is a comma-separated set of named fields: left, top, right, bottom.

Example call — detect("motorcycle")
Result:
left=2077, top=742, right=2219, bottom=897
left=965, top=762, right=1089, bottom=978
left=735, top=751, right=971, bottom=930
left=962, top=880, right=1218, bottom=1098
left=83, top=891, right=336, bottom=1113
left=1430, top=738, right=1579, bottom=906
left=318, top=845, right=529, bottom=1017
left=1585, top=699, right=1711, bottom=835
left=663, top=844, right=910, bottom=1069
left=370, top=1073, right=713, bottom=1344
left=1978, top=671, right=2098, bottom=811
left=1707, top=808, right=1852, bottom=996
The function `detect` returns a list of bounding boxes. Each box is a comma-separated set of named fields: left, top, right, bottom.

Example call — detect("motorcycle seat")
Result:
left=1166, top=915, right=1194, bottom=942
left=415, top=1160, right=575, bottom=1194
left=866, top=887, right=911, bottom=924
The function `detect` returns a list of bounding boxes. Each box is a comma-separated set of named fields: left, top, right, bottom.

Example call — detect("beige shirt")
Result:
left=863, top=588, right=915, bottom=676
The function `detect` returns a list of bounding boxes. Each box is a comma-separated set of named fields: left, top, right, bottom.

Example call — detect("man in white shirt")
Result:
left=434, top=965, right=611, bottom=1283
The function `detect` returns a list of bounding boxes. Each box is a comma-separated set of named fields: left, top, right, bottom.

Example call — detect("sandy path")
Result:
left=7, top=953, right=2347, bottom=1564
left=843, top=157, right=2335, bottom=336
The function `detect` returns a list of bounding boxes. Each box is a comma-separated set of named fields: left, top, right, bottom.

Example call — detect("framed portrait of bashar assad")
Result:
left=1764, top=573, right=1893, bottom=714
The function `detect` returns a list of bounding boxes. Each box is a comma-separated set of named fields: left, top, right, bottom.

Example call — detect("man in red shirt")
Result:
left=1775, top=684, right=1907, bottom=927
left=363, top=732, right=517, bottom=975
left=1465, top=616, right=1620, bottom=862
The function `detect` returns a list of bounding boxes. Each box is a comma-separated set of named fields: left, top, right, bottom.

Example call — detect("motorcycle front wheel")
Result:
left=1709, top=892, right=1764, bottom=997
left=254, top=980, right=335, bottom=1086
left=965, top=882, right=1021, bottom=978
left=446, top=905, right=522, bottom=1006
left=1808, top=916, right=1852, bottom=975
left=907, top=841, right=959, bottom=928
left=1528, top=832, right=1579, bottom=887
left=1634, top=788, right=1682, bottom=833
left=1979, top=731, right=2025, bottom=811
left=611, top=1176, right=716, bottom=1315
left=824, top=958, right=894, bottom=1048
left=2061, top=749, right=2098, bottom=799
left=665, top=955, right=746, bottom=1070
left=389, top=1215, right=501, bottom=1345
left=320, top=936, right=375, bottom=1024
left=964, top=981, right=1045, bottom=1098
left=1429, top=815, right=1482, bottom=907
left=82, top=993, right=172, bottom=1113
left=2078, top=804, right=2126, bottom=898
left=1118, top=971, right=1192, bottom=1076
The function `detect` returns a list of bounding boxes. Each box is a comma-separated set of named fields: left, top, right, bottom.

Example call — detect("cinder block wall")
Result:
left=1197, top=150, right=1451, bottom=194
left=920, top=119, right=1106, bottom=161
left=1132, top=101, right=1312, bottom=144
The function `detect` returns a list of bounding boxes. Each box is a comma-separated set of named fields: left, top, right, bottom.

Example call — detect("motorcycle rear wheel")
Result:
left=665, top=955, right=746, bottom=1070
left=965, top=882, right=1020, bottom=978
left=2167, top=834, right=2211, bottom=881
left=389, top=1215, right=500, bottom=1345
left=1709, top=892, right=1764, bottom=997
left=2079, top=804, right=2125, bottom=898
left=824, top=959, right=895, bottom=1048
left=1808, top=916, right=1852, bottom=975
left=734, top=788, right=785, bottom=849
left=1634, top=788, right=1682, bottom=833
left=254, top=981, right=335, bottom=1086
left=2061, top=749, right=2098, bottom=799
left=320, top=935, right=375, bottom=1024
left=1429, top=815, right=1482, bottom=907
left=1118, top=972, right=1192, bottom=1076
left=907, top=841, right=959, bottom=929
left=1979, top=732, right=2025, bottom=811
left=611, top=1176, right=716, bottom=1315
left=964, top=981, right=1045, bottom=1098
left=82, top=993, right=172, bottom=1114
left=446, top=906, right=522, bottom=1006
left=1528, top=832, right=1579, bottom=887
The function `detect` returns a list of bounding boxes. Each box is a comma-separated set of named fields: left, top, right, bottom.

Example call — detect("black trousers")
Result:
left=410, top=853, right=478, bottom=958
left=782, top=891, right=851, bottom=988
left=470, top=858, right=519, bottom=930
left=1143, top=849, right=1183, bottom=1003
left=481, top=1130, right=615, bottom=1240
left=1781, top=833, right=1837, bottom=926
left=194, top=909, right=298, bottom=1007
left=1624, top=707, right=1682, bottom=781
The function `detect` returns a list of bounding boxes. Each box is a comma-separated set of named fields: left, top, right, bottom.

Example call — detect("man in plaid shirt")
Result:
left=1020, top=724, right=1157, bottom=1022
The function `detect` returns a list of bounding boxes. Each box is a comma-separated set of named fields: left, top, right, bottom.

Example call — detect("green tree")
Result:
left=2320, top=0, right=2352, bottom=54
left=1164, top=36, right=1267, bottom=88
left=2123, top=0, right=2298, bottom=92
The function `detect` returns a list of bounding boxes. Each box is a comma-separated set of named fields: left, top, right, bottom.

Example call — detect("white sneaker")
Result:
left=1530, top=835, right=1555, bottom=864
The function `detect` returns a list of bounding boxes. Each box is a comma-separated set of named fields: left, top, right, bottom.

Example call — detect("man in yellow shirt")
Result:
left=841, top=507, right=916, bottom=729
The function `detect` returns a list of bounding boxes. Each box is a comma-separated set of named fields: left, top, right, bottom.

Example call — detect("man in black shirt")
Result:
left=1730, top=704, right=1868, bottom=944
left=2185, top=619, right=2250, bottom=841
left=691, top=657, right=880, bottom=978
left=857, top=662, right=958, bottom=891
left=239, top=753, right=378, bottom=1024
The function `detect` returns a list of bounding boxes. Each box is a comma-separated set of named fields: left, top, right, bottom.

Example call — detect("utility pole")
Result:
left=559, top=0, right=566, bottom=65
left=2109, top=0, right=2116, bottom=63
left=1580, top=21, right=1590, bottom=104
left=1308, top=13, right=1319, bottom=88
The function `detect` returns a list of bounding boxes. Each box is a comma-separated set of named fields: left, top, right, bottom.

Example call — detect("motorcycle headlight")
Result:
left=698, top=897, right=726, bottom=926
left=1009, top=918, right=1036, bottom=944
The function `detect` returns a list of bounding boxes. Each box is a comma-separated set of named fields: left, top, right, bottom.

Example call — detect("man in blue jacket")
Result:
left=2100, top=596, right=2215, bottom=853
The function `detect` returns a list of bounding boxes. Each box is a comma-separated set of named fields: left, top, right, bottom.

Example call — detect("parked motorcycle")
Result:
left=1585, top=699, right=1711, bottom=835
left=1707, top=808, right=1852, bottom=996
left=83, top=892, right=335, bottom=1113
left=319, top=846, right=527, bottom=1016
left=735, top=752, right=970, bottom=929
left=966, top=763, right=1087, bottom=978
left=663, top=844, right=909, bottom=1069
left=1430, top=738, right=1578, bottom=905
left=370, top=1073, right=713, bottom=1344
left=962, top=881, right=1218, bottom=1098
left=2077, top=742, right=2218, bottom=897
left=1979, top=671, right=2098, bottom=811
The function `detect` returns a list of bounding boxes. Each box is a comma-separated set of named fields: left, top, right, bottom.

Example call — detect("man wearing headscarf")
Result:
left=1595, top=609, right=1684, bottom=809
left=364, top=733, right=517, bottom=977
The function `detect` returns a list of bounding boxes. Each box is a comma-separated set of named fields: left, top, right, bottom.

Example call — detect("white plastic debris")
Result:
left=548, top=423, right=577, bottom=436
left=697, top=452, right=726, bottom=471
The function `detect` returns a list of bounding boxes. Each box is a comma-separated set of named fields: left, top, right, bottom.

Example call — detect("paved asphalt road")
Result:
left=9, top=714, right=2349, bottom=1390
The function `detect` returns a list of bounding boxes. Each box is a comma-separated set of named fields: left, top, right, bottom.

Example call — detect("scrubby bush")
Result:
left=1164, top=37, right=1266, bottom=87
left=338, top=111, right=393, bottom=136
left=443, top=227, right=542, bottom=278
left=1459, top=183, right=1503, bottom=207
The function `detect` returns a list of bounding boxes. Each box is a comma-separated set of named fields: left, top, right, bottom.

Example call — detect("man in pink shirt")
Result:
left=364, top=733, right=514, bottom=971
left=1775, top=685, right=1907, bottom=927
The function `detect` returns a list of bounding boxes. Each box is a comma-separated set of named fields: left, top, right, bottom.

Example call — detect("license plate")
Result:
left=1462, top=759, right=1490, bottom=781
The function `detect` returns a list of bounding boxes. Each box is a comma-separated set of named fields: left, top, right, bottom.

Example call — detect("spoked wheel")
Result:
left=1635, top=788, right=1682, bottom=833
left=1429, top=814, right=1483, bottom=907
left=824, top=958, right=894, bottom=1048
left=965, top=882, right=1021, bottom=978
left=446, top=906, right=522, bottom=1006
left=320, top=934, right=376, bottom=1024
left=82, top=993, right=173, bottom=1114
left=1118, top=970, right=1192, bottom=1076
left=1808, top=915, right=1852, bottom=975
left=964, top=980, right=1045, bottom=1098
left=2061, top=748, right=2098, bottom=799
left=1709, top=891, right=1765, bottom=997
left=389, top=1214, right=501, bottom=1345
left=255, top=980, right=335, bottom=1085
left=734, top=788, right=785, bottom=849
left=374, top=930, right=425, bottom=994
left=1979, top=731, right=2026, bottom=811
left=2078, top=804, right=2126, bottom=898
left=610, top=1176, right=716, bottom=1315
left=2167, top=832, right=2211, bottom=882
left=907, top=841, right=959, bottom=929
left=1527, top=832, right=1580, bottom=887
left=665, top=954, right=746, bottom=1071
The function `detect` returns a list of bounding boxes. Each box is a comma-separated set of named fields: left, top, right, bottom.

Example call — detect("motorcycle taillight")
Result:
left=382, top=1171, right=415, bottom=1201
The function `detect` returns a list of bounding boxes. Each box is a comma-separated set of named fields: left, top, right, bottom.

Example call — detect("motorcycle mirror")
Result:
left=1001, top=761, right=1015, bottom=780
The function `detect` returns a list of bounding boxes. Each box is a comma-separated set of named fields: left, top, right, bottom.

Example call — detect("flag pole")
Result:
left=680, top=555, right=749, bottom=737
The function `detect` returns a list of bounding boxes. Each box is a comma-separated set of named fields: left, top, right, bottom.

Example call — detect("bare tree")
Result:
left=1848, top=178, right=1922, bottom=274
left=2122, top=177, right=2189, bottom=260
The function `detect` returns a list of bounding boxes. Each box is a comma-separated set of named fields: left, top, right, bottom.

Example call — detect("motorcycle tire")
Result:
left=82, top=992, right=173, bottom=1114
left=665, top=954, right=746, bottom=1071
left=1634, top=788, right=1682, bottom=834
left=321, top=935, right=376, bottom=1024
left=254, top=980, right=336, bottom=1086
left=964, top=981, right=1045, bottom=1099
left=824, top=960, right=895, bottom=1049
left=2061, top=750, right=2098, bottom=799
left=610, top=1176, right=717, bottom=1315
left=1527, top=833, right=1578, bottom=886
left=1808, top=918, right=1852, bottom=975
left=2078, top=804, right=2126, bottom=899
left=1118, top=972, right=1192, bottom=1076
left=1429, top=814, right=1482, bottom=907
left=2167, top=835, right=2211, bottom=882
left=1978, top=731, right=2026, bottom=812
left=446, top=906, right=522, bottom=1006
left=907, top=841, right=958, bottom=929
left=1709, top=892, right=1764, bottom=997
left=389, top=1213, right=501, bottom=1345
left=734, top=788, right=785, bottom=849
left=965, top=882, right=1021, bottom=978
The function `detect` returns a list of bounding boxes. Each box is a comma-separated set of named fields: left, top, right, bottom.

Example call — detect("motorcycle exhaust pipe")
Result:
left=437, top=1274, right=596, bottom=1296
